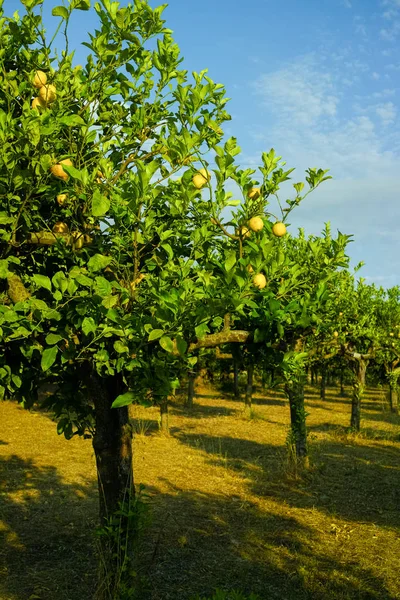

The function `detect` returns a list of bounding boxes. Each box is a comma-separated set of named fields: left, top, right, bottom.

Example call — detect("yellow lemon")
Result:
left=247, top=187, right=261, bottom=200
left=38, top=84, right=57, bottom=105
left=248, top=216, right=264, bottom=232
left=50, top=158, right=73, bottom=181
left=192, top=168, right=210, bottom=189
left=31, top=96, right=46, bottom=110
left=272, top=222, right=286, bottom=237
left=253, top=273, right=267, bottom=289
left=33, top=70, right=47, bottom=88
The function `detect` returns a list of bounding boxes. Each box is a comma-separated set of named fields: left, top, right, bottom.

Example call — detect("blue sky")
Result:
left=6, top=0, right=400, bottom=287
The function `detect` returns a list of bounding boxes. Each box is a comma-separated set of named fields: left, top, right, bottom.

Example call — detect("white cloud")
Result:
left=251, top=54, right=400, bottom=286
left=372, top=71, right=380, bottom=80
left=342, top=0, right=352, bottom=7
left=380, top=21, right=400, bottom=40
left=254, top=57, right=339, bottom=128
left=376, top=101, right=397, bottom=123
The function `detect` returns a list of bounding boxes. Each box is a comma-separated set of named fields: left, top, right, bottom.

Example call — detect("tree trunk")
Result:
left=350, top=358, right=368, bottom=431
left=187, top=372, right=195, bottom=409
left=320, top=367, right=326, bottom=400
left=327, top=370, right=332, bottom=387
left=340, top=370, right=345, bottom=397
left=310, top=367, right=315, bottom=386
left=389, top=383, right=399, bottom=414
left=245, top=364, right=254, bottom=409
left=159, top=397, right=169, bottom=433
left=90, top=373, right=135, bottom=598
left=233, top=357, right=240, bottom=398
left=284, top=377, right=308, bottom=462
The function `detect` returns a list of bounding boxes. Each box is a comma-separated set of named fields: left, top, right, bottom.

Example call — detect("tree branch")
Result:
left=188, top=330, right=252, bottom=352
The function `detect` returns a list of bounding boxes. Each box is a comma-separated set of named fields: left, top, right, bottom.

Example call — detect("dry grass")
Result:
left=1, top=382, right=400, bottom=600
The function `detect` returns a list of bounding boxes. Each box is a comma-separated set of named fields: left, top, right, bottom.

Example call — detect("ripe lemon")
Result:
left=192, top=168, right=210, bottom=189
left=253, top=273, right=267, bottom=289
left=272, top=222, right=286, bottom=237
left=248, top=216, right=264, bottom=232
left=33, top=70, right=47, bottom=88
left=247, top=187, right=261, bottom=200
left=56, top=193, right=68, bottom=206
left=38, top=84, right=57, bottom=105
left=31, top=96, right=46, bottom=110
left=247, top=264, right=254, bottom=274
left=390, top=332, right=394, bottom=337
left=72, top=231, right=84, bottom=249
left=50, top=159, right=73, bottom=181
left=333, top=331, right=339, bottom=338
left=238, top=225, right=251, bottom=239
left=52, top=222, right=69, bottom=233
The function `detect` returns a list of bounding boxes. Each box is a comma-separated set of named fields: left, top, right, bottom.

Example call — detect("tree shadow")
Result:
left=136, top=479, right=398, bottom=600
left=170, top=401, right=238, bottom=419
left=309, top=422, right=399, bottom=442
left=173, top=432, right=400, bottom=532
left=0, top=454, right=98, bottom=600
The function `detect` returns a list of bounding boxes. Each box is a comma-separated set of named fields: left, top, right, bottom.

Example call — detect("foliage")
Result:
left=0, top=0, right=342, bottom=438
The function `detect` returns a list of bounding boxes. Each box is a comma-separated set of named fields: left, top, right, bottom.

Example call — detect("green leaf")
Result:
left=159, top=335, right=174, bottom=353
left=224, top=251, right=236, bottom=272
left=95, top=276, right=112, bottom=297
left=82, top=317, right=97, bottom=336
left=92, top=189, right=110, bottom=216
left=112, top=391, right=135, bottom=408
left=59, top=115, right=86, bottom=127
left=102, top=295, right=118, bottom=308
left=33, top=274, right=52, bottom=292
left=76, top=274, right=93, bottom=287
left=45, top=333, right=63, bottom=345
left=148, top=329, right=164, bottom=341
left=114, top=340, right=129, bottom=353
left=88, top=254, right=112, bottom=272
left=52, top=5, right=69, bottom=19
left=176, top=336, right=187, bottom=355
left=62, top=164, right=84, bottom=181
left=0, top=212, right=14, bottom=225
left=41, top=346, right=58, bottom=371
left=73, top=0, right=90, bottom=9
left=195, top=323, right=209, bottom=339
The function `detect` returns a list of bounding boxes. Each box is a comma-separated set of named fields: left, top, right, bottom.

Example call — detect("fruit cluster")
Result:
left=32, top=70, right=57, bottom=110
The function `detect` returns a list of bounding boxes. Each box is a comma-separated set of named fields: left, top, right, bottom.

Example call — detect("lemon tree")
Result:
left=0, top=0, right=354, bottom=592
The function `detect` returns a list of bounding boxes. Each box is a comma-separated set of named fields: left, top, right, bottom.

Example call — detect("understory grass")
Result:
left=0, top=382, right=399, bottom=600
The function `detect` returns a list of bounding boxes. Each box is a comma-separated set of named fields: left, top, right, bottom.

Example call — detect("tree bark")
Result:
left=389, top=383, right=399, bottom=414
left=245, top=364, right=254, bottom=409
left=340, top=370, right=345, bottom=397
left=284, top=377, right=308, bottom=461
left=91, top=373, right=134, bottom=522
left=186, top=371, right=196, bottom=409
left=233, top=357, right=240, bottom=398
left=350, top=358, right=368, bottom=431
left=159, top=397, right=169, bottom=433
left=320, top=367, right=326, bottom=400
left=90, top=373, right=135, bottom=598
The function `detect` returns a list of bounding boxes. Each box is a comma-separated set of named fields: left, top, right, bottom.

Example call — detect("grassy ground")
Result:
left=0, top=382, right=399, bottom=600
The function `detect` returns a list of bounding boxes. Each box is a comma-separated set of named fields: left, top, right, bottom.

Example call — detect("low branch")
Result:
left=189, top=330, right=252, bottom=352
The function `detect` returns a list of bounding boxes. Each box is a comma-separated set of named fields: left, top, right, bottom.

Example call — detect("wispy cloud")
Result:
left=376, top=101, right=397, bottom=123
left=251, top=53, right=400, bottom=285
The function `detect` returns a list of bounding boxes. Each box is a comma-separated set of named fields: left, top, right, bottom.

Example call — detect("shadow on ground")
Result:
left=173, top=431, right=400, bottom=531
left=137, top=479, right=398, bottom=600
left=0, top=454, right=98, bottom=600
